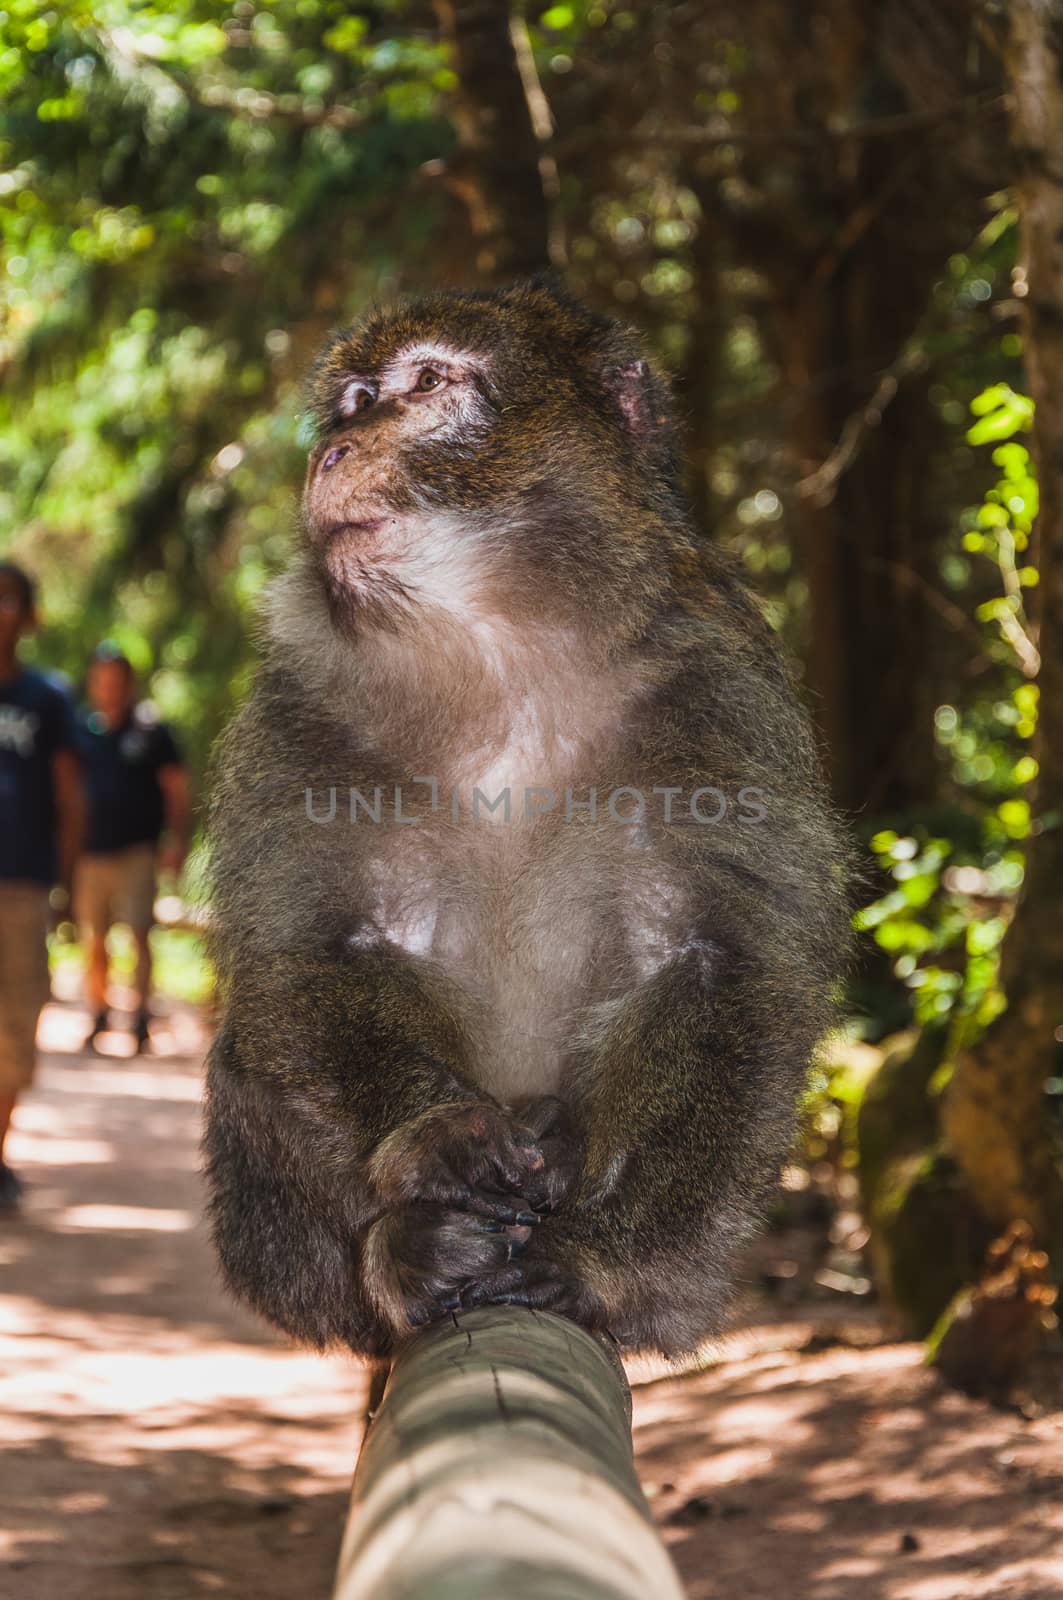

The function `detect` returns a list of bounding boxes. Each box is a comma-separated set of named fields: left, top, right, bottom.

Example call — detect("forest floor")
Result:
left=1, top=989, right=1061, bottom=1600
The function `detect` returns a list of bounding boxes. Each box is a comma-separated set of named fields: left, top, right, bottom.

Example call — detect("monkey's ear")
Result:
left=602, top=359, right=675, bottom=457
left=606, top=360, right=654, bottom=432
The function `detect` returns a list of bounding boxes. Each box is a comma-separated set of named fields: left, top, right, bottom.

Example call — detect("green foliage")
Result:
left=966, top=383, right=1034, bottom=446
left=51, top=925, right=213, bottom=1004
left=855, top=388, right=1040, bottom=1050
left=855, top=828, right=1012, bottom=1036
left=1, top=0, right=451, bottom=780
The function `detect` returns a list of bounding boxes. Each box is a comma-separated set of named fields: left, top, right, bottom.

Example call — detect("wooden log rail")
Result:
left=333, top=1305, right=685, bottom=1600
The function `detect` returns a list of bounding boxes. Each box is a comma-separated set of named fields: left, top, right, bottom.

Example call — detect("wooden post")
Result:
left=333, top=1305, right=685, bottom=1600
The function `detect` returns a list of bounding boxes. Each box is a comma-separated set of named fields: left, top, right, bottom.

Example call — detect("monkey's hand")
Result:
left=362, top=1102, right=565, bottom=1335
left=438, top=1095, right=598, bottom=1327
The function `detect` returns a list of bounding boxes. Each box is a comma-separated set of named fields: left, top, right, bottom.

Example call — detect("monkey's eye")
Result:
left=414, top=368, right=445, bottom=393
left=336, top=378, right=379, bottom=420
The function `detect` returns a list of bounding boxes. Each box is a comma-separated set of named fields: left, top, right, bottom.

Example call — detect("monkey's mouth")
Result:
left=317, top=518, right=391, bottom=576
left=314, top=517, right=415, bottom=618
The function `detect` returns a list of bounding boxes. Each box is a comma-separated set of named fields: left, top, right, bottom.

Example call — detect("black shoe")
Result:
left=0, top=1162, right=23, bottom=1214
left=133, top=1010, right=152, bottom=1054
left=84, top=1008, right=109, bottom=1051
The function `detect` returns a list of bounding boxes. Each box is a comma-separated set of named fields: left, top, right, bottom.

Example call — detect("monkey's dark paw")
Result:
left=513, top=1095, right=583, bottom=1215
left=362, top=1202, right=519, bottom=1336
left=369, top=1102, right=549, bottom=1224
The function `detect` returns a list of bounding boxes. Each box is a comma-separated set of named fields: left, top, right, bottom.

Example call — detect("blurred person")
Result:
left=0, top=561, right=84, bottom=1211
left=76, top=645, right=190, bottom=1053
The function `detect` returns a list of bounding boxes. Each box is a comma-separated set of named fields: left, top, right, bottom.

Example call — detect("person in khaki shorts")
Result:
left=0, top=561, right=85, bottom=1212
left=76, top=646, right=190, bottom=1053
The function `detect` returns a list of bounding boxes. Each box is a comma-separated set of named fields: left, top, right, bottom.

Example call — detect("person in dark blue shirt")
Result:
left=0, top=561, right=85, bottom=1210
left=75, top=645, right=190, bottom=1052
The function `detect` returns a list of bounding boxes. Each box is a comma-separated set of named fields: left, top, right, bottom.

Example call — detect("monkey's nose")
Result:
left=321, top=444, right=350, bottom=473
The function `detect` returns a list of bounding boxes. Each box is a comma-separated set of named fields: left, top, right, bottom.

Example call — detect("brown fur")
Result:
left=203, top=280, right=850, bottom=1358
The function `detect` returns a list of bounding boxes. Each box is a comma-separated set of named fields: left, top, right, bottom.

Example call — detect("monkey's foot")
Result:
left=363, top=1202, right=528, bottom=1334
left=512, top=1095, right=583, bottom=1215
left=459, top=1255, right=603, bottom=1328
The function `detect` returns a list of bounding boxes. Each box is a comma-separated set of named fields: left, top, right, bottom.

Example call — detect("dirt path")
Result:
left=1, top=995, right=367, bottom=1600
left=635, top=1335, right=1062, bottom=1600
left=2, top=993, right=1061, bottom=1600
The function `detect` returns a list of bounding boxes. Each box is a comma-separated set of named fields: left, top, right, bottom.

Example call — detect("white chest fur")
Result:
left=349, top=813, right=694, bottom=1108
left=339, top=607, right=692, bottom=1100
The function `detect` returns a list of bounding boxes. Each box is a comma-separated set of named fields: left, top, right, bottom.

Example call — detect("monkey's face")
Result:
left=303, top=337, right=500, bottom=628
left=302, top=283, right=685, bottom=636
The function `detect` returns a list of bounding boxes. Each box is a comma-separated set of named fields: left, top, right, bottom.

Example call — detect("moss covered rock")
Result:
left=856, top=1027, right=991, bottom=1336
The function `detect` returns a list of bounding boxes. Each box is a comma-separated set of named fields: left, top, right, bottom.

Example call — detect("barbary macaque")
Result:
left=204, top=280, right=849, bottom=1358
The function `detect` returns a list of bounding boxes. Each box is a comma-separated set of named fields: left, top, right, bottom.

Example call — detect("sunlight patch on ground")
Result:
left=0, top=1131, right=114, bottom=1165
left=53, top=1204, right=195, bottom=1232
left=37, top=994, right=207, bottom=1064
left=32, top=1057, right=203, bottom=1102
left=1, top=1292, right=367, bottom=1483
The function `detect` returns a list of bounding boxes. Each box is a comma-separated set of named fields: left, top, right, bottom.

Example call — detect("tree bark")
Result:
left=763, top=0, right=950, bottom=817
left=942, top=0, right=1063, bottom=1256
left=720, top=0, right=1002, bottom=815
left=433, top=0, right=562, bottom=281
left=332, top=1306, right=685, bottom=1600
left=680, top=174, right=726, bottom=535
left=784, top=290, right=944, bottom=816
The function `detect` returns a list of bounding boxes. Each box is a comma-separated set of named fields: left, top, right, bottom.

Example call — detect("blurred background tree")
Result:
left=2, top=0, right=1060, bottom=1394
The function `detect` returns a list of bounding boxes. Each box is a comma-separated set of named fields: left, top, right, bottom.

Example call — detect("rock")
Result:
left=855, top=1027, right=991, bottom=1335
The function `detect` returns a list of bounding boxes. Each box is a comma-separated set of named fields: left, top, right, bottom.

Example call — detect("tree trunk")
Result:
left=332, top=1306, right=685, bottom=1600
left=942, top=0, right=1063, bottom=1257
left=433, top=0, right=562, bottom=282
left=724, top=0, right=1001, bottom=816
left=785, top=290, right=944, bottom=816
left=680, top=175, right=726, bottom=536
